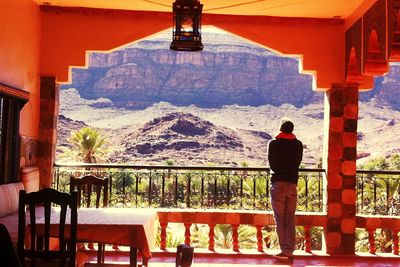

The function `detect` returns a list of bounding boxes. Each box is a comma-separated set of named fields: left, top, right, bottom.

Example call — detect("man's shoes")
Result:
left=273, top=252, right=294, bottom=262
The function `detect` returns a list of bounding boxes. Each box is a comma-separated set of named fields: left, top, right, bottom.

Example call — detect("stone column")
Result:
left=323, top=84, right=358, bottom=254
left=37, top=76, right=59, bottom=188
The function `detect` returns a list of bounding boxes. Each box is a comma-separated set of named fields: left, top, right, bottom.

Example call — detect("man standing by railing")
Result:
left=268, top=119, right=303, bottom=263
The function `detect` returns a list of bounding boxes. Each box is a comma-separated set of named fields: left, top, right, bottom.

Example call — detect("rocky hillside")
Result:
left=57, top=115, right=88, bottom=149
left=359, top=65, right=400, bottom=110
left=62, top=31, right=318, bottom=109
left=57, top=112, right=273, bottom=166
left=57, top=29, right=400, bottom=166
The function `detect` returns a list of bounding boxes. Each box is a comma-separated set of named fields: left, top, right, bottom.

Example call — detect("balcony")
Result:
left=53, top=163, right=400, bottom=266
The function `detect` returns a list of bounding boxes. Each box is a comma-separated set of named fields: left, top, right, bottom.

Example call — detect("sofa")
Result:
left=0, top=167, right=40, bottom=244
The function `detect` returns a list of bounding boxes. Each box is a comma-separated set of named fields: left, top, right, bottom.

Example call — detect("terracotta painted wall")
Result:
left=0, top=0, right=41, bottom=139
left=206, top=15, right=346, bottom=91
left=40, top=8, right=348, bottom=90
left=40, top=8, right=172, bottom=82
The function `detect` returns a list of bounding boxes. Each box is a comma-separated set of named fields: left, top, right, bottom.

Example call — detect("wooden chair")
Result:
left=69, top=175, right=109, bottom=263
left=18, top=188, right=78, bottom=267
left=69, top=175, right=108, bottom=209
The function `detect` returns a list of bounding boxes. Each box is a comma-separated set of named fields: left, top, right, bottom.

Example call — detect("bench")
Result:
left=0, top=167, right=40, bottom=244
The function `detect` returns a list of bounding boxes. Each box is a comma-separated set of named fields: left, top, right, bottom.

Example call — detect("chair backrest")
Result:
left=70, top=175, right=109, bottom=208
left=0, top=223, right=22, bottom=267
left=18, top=188, right=78, bottom=267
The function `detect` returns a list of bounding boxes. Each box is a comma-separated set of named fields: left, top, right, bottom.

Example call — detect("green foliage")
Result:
left=60, top=127, right=111, bottom=163
left=360, top=157, right=389, bottom=170
left=214, top=224, right=232, bottom=249
left=166, top=223, right=185, bottom=248
left=358, top=154, right=400, bottom=171
left=238, top=225, right=257, bottom=249
left=165, top=159, right=175, bottom=166
left=240, top=161, right=249, bottom=167
left=190, top=224, right=209, bottom=248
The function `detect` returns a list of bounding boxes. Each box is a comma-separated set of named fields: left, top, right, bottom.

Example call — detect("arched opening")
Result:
left=55, top=26, right=327, bottom=253
left=57, top=26, right=323, bottom=168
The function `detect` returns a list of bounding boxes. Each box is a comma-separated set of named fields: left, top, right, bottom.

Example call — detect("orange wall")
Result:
left=205, top=15, right=346, bottom=91
left=40, top=8, right=348, bottom=91
left=40, top=8, right=172, bottom=82
left=0, top=0, right=41, bottom=138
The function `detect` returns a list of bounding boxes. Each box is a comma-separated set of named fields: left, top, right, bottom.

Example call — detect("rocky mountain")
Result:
left=359, top=65, right=400, bottom=110
left=62, top=30, right=318, bottom=109
left=57, top=112, right=273, bottom=166
left=57, top=114, right=88, bottom=149
left=57, top=29, right=400, bottom=166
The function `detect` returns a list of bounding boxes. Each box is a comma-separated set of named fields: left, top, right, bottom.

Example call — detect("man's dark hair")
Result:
left=280, top=119, right=294, bottom=133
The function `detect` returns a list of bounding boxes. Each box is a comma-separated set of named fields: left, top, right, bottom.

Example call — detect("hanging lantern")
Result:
left=170, top=0, right=203, bottom=51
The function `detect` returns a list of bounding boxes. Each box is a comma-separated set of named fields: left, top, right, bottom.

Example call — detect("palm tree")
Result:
left=61, top=127, right=110, bottom=163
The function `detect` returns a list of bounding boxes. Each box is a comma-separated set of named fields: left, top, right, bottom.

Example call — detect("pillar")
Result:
left=323, top=84, right=358, bottom=254
left=37, top=76, right=59, bottom=188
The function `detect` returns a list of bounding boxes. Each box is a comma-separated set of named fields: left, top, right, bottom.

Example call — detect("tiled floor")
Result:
left=84, top=249, right=400, bottom=267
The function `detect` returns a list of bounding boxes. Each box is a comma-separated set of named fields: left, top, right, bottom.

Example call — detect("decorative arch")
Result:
left=40, top=7, right=346, bottom=91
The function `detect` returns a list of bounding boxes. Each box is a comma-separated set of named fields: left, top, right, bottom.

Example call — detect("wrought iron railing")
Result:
left=52, top=164, right=400, bottom=254
left=356, top=170, right=400, bottom=216
left=53, top=163, right=325, bottom=212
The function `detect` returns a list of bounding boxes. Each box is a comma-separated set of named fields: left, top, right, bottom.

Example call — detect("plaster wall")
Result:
left=0, top=0, right=41, bottom=139
left=40, top=8, right=171, bottom=82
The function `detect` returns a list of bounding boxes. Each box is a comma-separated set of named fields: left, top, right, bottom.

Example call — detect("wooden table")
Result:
left=36, top=208, right=158, bottom=267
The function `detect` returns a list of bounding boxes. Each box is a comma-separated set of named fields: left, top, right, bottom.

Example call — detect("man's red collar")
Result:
left=275, top=132, right=296, bottom=140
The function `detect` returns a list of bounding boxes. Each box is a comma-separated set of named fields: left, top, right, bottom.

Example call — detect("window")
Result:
left=0, top=83, right=28, bottom=184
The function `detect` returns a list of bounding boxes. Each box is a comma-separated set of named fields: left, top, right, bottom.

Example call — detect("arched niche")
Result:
left=346, top=47, right=363, bottom=84
left=364, top=28, right=388, bottom=75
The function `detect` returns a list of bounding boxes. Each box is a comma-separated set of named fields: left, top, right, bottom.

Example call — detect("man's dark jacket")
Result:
left=268, top=134, right=303, bottom=185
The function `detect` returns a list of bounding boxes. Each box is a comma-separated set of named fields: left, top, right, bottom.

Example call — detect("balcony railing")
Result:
left=357, top=170, right=400, bottom=216
left=52, top=163, right=400, bottom=255
left=53, top=163, right=325, bottom=212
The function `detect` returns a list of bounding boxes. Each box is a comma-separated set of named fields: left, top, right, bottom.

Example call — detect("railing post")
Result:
left=160, top=222, right=168, bottom=250
left=186, top=174, right=191, bottom=208
left=232, top=224, right=239, bottom=252
left=393, top=229, right=399, bottom=255
left=253, top=177, right=256, bottom=209
left=368, top=228, right=376, bottom=254
left=305, top=176, right=309, bottom=211
left=149, top=170, right=153, bottom=207
left=175, top=173, right=179, bottom=207
left=201, top=174, right=205, bottom=208
left=161, top=172, right=166, bottom=207
left=135, top=173, right=139, bottom=208
left=256, top=225, right=263, bottom=252
left=184, top=223, right=191, bottom=245
left=208, top=224, right=215, bottom=251
left=304, top=226, right=311, bottom=253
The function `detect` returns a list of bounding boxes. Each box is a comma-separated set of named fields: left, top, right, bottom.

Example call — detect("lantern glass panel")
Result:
left=181, top=15, right=193, bottom=35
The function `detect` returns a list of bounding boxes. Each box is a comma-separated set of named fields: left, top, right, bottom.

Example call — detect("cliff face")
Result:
left=63, top=32, right=319, bottom=109
left=359, top=64, right=400, bottom=110
left=62, top=31, right=400, bottom=111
